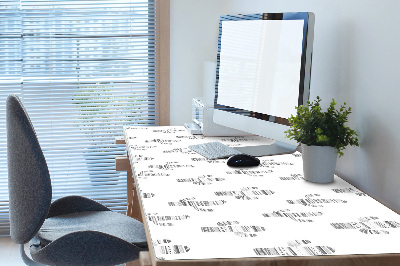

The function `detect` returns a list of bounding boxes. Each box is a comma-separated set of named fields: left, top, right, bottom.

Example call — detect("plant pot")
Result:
left=301, top=144, right=338, bottom=183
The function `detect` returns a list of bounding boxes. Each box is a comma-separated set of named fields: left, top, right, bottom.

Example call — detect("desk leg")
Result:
left=115, top=155, right=143, bottom=222
left=124, top=252, right=151, bottom=266
left=127, top=169, right=143, bottom=223
left=126, top=169, right=134, bottom=217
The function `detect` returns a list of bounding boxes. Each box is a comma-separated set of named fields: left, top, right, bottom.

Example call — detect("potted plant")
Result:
left=285, top=96, right=359, bottom=183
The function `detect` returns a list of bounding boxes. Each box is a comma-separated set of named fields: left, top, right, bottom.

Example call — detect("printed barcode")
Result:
left=201, top=226, right=265, bottom=233
left=154, top=245, right=190, bottom=255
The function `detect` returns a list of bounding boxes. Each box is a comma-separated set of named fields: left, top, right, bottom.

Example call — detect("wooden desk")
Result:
left=118, top=126, right=400, bottom=266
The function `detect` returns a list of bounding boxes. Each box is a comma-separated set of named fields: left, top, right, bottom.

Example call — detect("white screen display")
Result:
left=217, top=20, right=304, bottom=118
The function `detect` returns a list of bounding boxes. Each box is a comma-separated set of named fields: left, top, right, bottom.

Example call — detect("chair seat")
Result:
left=37, top=211, right=147, bottom=248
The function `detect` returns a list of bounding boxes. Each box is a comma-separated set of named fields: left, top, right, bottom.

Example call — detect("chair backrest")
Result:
left=6, top=94, right=52, bottom=244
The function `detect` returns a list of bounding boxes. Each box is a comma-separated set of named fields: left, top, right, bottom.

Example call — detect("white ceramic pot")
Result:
left=301, top=144, right=338, bottom=183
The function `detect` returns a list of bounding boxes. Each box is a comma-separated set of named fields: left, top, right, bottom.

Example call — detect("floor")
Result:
left=0, top=237, right=25, bottom=266
left=0, top=237, right=140, bottom=266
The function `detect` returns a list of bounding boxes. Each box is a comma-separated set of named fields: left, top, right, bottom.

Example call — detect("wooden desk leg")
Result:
left=126, top=169, right=134, bottom=218
left=115, top=155, right=143, bottom=222
left=139, top=252, right=152, bottom=266
left=127, top=169, right=143, bottom=223
left=124, top=252, right=151, bottom=266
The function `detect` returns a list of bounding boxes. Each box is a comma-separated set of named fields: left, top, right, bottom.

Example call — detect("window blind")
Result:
left=0, top=0, right=159, bottom=236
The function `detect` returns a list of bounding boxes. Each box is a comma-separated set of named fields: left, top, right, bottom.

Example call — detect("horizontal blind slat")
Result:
left=0, top=0, right=158, bottom=236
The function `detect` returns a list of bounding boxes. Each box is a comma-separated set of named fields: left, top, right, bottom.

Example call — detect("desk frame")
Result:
left=115, top=137, right=400, bottom=266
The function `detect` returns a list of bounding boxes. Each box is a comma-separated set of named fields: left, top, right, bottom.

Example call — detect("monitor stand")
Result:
left=233, top=141, right=298, bottom=157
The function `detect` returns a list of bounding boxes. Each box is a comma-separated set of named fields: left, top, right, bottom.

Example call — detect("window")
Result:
left=0, top=0, right=169, bottom=236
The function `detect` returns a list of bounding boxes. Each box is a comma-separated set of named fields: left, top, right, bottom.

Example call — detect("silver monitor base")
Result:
left=233, top=141, right=298, bottom=157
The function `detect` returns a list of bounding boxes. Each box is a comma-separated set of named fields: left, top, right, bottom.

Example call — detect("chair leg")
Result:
left=20, top=244, right=46, bottom=266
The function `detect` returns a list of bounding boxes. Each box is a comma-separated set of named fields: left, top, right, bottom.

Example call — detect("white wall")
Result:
left=170, top=0, right=228, bottom=125
left=170, top=0, right=400, bottom=213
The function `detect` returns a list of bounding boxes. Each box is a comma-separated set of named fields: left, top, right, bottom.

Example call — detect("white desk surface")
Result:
left=124, top=126, right=400, bottom=261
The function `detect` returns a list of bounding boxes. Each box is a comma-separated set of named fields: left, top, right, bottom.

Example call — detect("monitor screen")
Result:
left=213, top=13, right=314, bottom=156
left=217, top=19, right=304, bottom=118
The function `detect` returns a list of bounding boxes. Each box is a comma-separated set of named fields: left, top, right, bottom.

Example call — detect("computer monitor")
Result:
left=213, top=12, right=315, bottom=156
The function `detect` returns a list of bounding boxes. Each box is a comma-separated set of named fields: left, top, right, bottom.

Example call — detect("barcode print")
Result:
left=162, top=148, right=197, bottom=154
left=226, top=169, right=273, bottom=176
left=254, top=246, right=335, bottom=256
left=215, top=189, right=274, bottom=200
left=152, top=128, right=185, bottom=134
left=260, top=160, right=294, bottom=167
left=145, top=139, right=181, bottom=145
left=263, top=210, right=322, bottom=222
left=154, top=239, right=172, bottom=245
left=168, top=198, right=226, bottom=212
left=287, top=240, right=312, bottom=246
left=254, top=247, right=297, bottom=256
left=154, top=245, right=190, bottom=254
left=217, top=221, right=239, bottom=226
left=331, top=220, right=400, bottom=232
left=201, top=225, right=265, bottom=233
left=147, top=214, right=190, bottom=226
left=131, top=155, right=154, bottom=161
left=359, top=229, right=389, bottom=234
left=302, top=246, right=335, bottom=255
left=129, top=145, right=156, bottom=151
left=280, top=174, right=303, bottom=180
left=191, top=158, right=225, bottom=163
left=177, top=177, right=225, bottom=185
left=375, top=221, right=400, bottom=228
left=287, top=194, right=347, bottom=207
left=332, top=188, right=366, bottom=196
left=234, top=232, right=258, bottom=237
left=137, top=171, right=170, bottom=178
left=149, top=162, right=195, bottom=170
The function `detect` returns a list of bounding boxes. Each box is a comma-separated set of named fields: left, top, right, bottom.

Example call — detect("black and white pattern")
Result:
left=226, top=169, right=273, bottom=176
left=168, top=197, right=226, bottom=212
left=145, top=138, right=181, bottom=145
left=147, top=213, right=190, bottom=226
left=254, top=240, right=335, bottom=256
left=262, top=209, right=323, bottom=222
left=177, top=175, right=225, bottom=185
left=287, top=194, right=347, bottom=207
left=259, top=160, right=294, bottom=168
left=153, top=239, right=190, bottom=257
left=332, top=187, right=367, bottom=196
left=124, top=126, right=400, bottom=261
left=163, top=147, right=197, bottom=154
left=279, top=174, right=303, bottom=180
left=130, top=154, right=154, bottom=161
left=143, top=193, right=155, bottom=198
left=215, top=187, right=274, bottom=200
left=149, top=162, right=195, bottom=170
left=201, top=221, right=265, bottom=237
left=136, top=170, right=170, bottom=179
left=331, top=216, right=400, bottom=234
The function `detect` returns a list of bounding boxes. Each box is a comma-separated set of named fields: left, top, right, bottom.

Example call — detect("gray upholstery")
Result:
left=30, top=231, right=144, bottom=266
left=47, top=195, right=110, bottom=218
left=7, top=94, right=52, bottom=244
left=38, top=211, right=147, bottom=248
left=7, top=94, right=148, bottom=265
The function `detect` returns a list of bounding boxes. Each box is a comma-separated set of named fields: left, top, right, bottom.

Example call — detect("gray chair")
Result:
left=6, top=94, right=148, bottom=265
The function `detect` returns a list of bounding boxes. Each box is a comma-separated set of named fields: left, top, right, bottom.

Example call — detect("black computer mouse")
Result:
left=227, top=154, right=260, bottom=167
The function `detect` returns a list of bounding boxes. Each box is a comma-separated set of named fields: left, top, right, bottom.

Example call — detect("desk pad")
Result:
left=124, top=126, right=400, bottom=261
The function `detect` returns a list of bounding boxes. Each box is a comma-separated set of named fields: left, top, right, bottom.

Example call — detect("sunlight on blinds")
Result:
left=0, top=0, right=159, bottom=236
